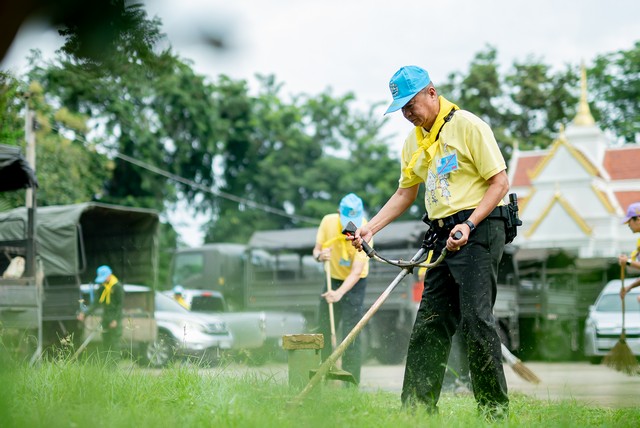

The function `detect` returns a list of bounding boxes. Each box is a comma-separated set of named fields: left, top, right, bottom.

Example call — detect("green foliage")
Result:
left=0, top=71, right=23, bottom=146
left=201, top=77, right=406, bottom=243
left=504, top=60, right=578, bottom=151
left=589, top=41, right=640, bottom=144
left=441, top=46, right=581, bottom=161
left=57, top=1, right=164, bottom=71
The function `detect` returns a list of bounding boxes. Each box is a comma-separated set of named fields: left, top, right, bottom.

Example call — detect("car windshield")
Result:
left=596, top=294, right=640, bottom=312
left=191, top=295, right=225, bottom=312
left=155, top=291, right=190, bottom=313
left=172, top=252, right=204, bottom=287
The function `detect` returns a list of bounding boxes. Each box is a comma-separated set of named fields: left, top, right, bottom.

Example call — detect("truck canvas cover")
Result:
left=0, top=203, right=159, bottom=286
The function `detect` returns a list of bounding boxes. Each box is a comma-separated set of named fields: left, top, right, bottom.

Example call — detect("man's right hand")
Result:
left=349, top=224, right=373, bottom=252
left=77, top=312, right=85, bottom=322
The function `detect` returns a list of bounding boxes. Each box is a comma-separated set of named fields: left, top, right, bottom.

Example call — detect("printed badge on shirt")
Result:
left=339, top=258, right=351, bottom=267
left=437, top=153, right=458, bottom=176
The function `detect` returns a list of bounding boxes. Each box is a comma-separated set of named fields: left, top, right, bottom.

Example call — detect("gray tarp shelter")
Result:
left=248, top=220, right=429, bottom=252
left=0, top=143, right=38, bottom=191
left=0, top=203, right=159, bottom=287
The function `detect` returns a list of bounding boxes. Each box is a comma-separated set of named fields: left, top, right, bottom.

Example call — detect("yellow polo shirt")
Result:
left=316, top=213, right=370, bottom=280
left=399, top=109, right=506, bottom=219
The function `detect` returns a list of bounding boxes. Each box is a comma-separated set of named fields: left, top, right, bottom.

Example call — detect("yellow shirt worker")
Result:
left=312, top=193, right=370, bottom=385
left=618, top=202, right=640, bottom=299
left=351, top=65, right=510, bottom=420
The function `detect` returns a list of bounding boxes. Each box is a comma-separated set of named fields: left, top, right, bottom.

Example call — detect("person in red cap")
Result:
left=619, top=202, right=640, bottom=299
left=78, top=265, right=124, bottom=362
left=312, top=193, right=371, bottom=385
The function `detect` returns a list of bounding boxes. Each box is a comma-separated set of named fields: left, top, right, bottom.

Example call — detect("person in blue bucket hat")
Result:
left=312, top=193, right=371, bottom=385
left=350, top=65, right=511, bottom=420
left=78, top=265, right=124, bottom=363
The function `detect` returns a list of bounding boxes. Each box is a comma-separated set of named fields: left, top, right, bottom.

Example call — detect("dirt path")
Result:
left=359, top=361, right=640, bottom=408
left=216, top=361, right=640, bottom=408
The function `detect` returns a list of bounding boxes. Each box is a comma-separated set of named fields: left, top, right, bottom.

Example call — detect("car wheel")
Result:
left=143, top=332, right=175, bottom=368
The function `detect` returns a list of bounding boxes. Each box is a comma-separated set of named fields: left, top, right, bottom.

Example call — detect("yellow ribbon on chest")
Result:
left=99, top=275, right=119, bottom=305
left=403, top=96, right=460, bottom=180
left=322, top=221, right=350, bottom=261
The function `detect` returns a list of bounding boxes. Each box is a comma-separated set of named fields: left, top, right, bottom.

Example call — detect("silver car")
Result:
left=583, top=279, right=640, bottom=364
left=149, top=291, right=233, bottom=367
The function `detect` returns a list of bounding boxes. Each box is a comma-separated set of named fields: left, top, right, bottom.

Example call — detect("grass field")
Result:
left=0, top=351, right=638, bottom=428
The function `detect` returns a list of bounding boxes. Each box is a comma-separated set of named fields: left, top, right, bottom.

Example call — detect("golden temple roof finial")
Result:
left=573, top=62, right=595, bottom=126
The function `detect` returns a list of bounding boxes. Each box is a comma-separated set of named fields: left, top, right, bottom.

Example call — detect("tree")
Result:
left=199, top=76, right=408, bottom=243
left=589, top=41, right=640, bottom=144
left=504, top=59, right=578, bottom=151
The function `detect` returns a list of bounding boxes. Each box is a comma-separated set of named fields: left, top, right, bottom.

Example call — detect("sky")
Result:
left=2, top=0, right=639, bottom=246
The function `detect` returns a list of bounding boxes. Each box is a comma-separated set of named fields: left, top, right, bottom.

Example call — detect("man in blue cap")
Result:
left=312, top=193, right=371, bottom=384
left=78, top=265, right=124, bottom=362
left=350, top=65, right=510, bottom=419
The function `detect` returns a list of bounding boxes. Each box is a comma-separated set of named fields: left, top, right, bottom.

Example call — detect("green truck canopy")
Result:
left=0, top=203, right=159, bottom=286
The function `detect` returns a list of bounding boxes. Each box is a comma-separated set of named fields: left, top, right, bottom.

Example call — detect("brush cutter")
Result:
left=71, top=326, right=101, bottom=361
left=291, top=222, right=450, bottom=404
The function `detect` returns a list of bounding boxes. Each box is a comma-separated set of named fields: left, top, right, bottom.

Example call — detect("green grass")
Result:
left=0, top=356, right=638, bottom=428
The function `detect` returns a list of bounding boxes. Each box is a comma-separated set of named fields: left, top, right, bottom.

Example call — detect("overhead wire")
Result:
left=48, top=124, right=320, bottom=225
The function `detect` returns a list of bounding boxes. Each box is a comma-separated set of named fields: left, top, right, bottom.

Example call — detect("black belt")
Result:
left=432, top=206, right=506, bottom=230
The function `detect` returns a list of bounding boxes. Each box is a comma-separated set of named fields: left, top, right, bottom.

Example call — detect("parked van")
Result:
left=583, top=279, right=640, bottom=364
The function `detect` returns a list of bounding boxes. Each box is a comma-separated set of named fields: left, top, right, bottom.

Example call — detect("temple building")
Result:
left=507, top=66, right=640, bottom=261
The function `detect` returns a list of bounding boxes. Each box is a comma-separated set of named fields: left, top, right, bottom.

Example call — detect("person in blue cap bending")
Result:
left=78, top=265, right=124, bottom=362
left=312, top=193, right=372, bottom=385
left=350, top=65, right=510, bottom=420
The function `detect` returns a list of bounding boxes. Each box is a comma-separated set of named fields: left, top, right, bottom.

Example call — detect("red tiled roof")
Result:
left=615, top=191, right=640, bottom=211
left=511, top=154, right=545, bottom=187
left=604, top=147, right=640, bottom=180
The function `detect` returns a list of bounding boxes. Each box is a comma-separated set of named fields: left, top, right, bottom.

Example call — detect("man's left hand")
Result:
left=322, top=289, right=343, bottom=303
left=447, top=225, right=469, bottom=251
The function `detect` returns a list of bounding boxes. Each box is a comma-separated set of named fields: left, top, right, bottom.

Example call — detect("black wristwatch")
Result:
left=627, top=259, right=632, bottom=266
left=463, top=220, right=476, bottom=233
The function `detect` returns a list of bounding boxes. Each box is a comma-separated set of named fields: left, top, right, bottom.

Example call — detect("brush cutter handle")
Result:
left=342, top=221, right=375, bottom=257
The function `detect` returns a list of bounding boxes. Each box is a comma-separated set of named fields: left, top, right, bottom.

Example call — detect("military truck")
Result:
left=512, top=247, right=609, bottom=361
left=170, top=221, right=522, bottom=364
left=0, top=155, right=160, bottom=362
left=0, top=144, right=40, bottom=363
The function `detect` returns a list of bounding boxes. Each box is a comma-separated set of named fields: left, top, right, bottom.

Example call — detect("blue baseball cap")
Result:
left=94, top=265, right=112, bottom=283
left=339, top=193, right=364, bottom=228
left=384, top=66, right=431, bottom=115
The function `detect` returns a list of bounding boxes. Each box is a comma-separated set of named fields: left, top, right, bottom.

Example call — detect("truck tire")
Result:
left=142, top=332, right=175, bottom=368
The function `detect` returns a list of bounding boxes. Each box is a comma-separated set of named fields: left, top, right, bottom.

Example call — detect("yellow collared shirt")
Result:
left=399, top=109, right=506, bottom=219
left=316, top=213, right=370, bottom=280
